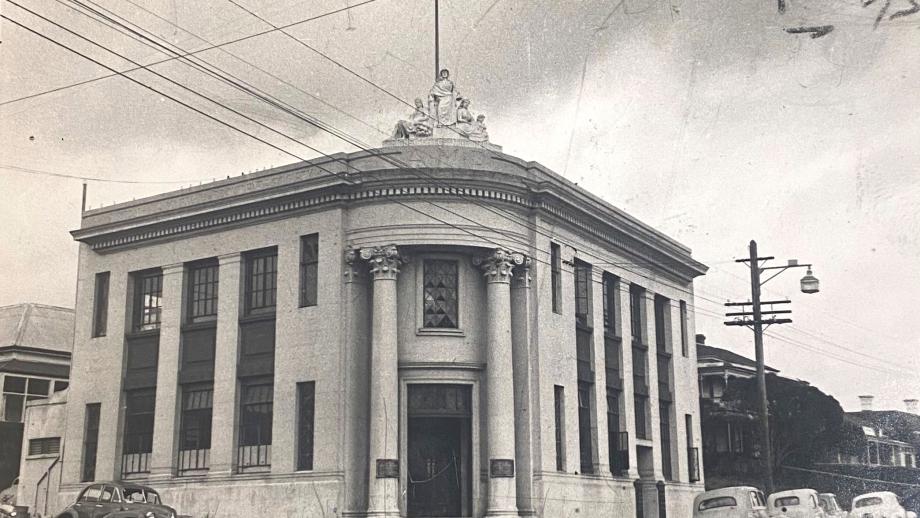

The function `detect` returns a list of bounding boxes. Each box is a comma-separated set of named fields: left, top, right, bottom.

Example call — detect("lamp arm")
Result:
left=759, top=263, right=811, bottom=287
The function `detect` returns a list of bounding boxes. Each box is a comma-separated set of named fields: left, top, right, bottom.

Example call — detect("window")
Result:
left=634, top=394, right=649, bottom=441
left=554, top=385, right=565, bottom=471
left=699, top=497, right=737, bottom=511
left=297, top=381, right=316, bottom=471
left=82, top=403, right=100, bottom=482
left=178, top=384, right=213, bottom=472
left=28, top=437, right=61, bottom=456
left=92, top=272, right=110, bottom=337
left=299, top=234, right=319, bottom=307
left=574, top=261, right=591, bottom=328
left=577, top=382, right=594, bottom=474
left=422, top=260, right=459, bottom=328
left=607, top=388, right=628, bottom=473
left=187, top=261, right=219, bottom=323
left=686, top=414, right=699, bottom=482
left=122, top=389, right=155, bottom=475
left=239, top=379, right=273, bottom=468
left=3, top=376, right=51, bottom=422
left=132, top=270, right=163, bottom=332
left=54, top=380, right=69, bottom=392
left=679, top=301, right=689, bottom=357
left=660, top=401, right=673, bottom=480
left=654, top=295, right=671, bottom=353
left=629, top=285, right=644, bottom=344
left=602, top=273, right=618, bottom=335
left=244, top=248, right=278, bottom=315
left=551, top=243, right=562, bottom=314
left=79, top=485, right=102, bottom=503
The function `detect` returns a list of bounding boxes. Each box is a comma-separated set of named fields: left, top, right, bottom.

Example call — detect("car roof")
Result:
left=695, top=487, right=761, bottom=501
left=854, top=492, right=896, bottom=500
left=771, top=489, right=816, bottom=497
left=86, top=482, right=158, bottom=492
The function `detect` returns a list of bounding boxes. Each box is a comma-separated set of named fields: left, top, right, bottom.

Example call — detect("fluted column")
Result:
left=362, top=245, right=403, bottom=517
left=475, top=249, right=523, bottom=518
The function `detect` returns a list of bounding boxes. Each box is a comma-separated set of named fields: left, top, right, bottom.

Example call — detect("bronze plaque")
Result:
left=376, top=459, right=399, bottom=478
left=489, top=459, right=515, bottom=478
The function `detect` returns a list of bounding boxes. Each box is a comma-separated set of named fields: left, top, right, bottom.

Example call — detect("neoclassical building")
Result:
left=59, top=130, right=707, bottom=517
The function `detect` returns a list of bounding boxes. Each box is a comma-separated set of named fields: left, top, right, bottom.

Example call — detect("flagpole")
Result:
left=434, top=0, right=439, bottom=77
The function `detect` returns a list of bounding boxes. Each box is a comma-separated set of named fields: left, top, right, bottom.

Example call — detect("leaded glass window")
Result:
left=423, top=260, right=459, bottom=328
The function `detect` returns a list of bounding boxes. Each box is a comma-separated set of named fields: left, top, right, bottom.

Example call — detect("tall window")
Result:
left=299, top=234, right=319, bottom=307
left=554, top=385, right=565, bottom=471
left=297, top=381, right=316, bottom=471
left=660, top=402, right=673, bottom=480
left=92, top=272, right=110, bottom=337
left=602, top=273, right=626, bottom=474
left=654, top=295, right=671, bottom=353
left=423, top=260, right=459, bottom=328
left=239, top=379, right=273, bottom=469
left=551, top=243, right=562, bottom=314
left=122, top=389, right=155, bottom=475
left=655, top=295, right=674, bottom=478
left=679, top=301, right=689, bottom=357
left=574, top=260, right=594, bottom=474
left=178, top=384, right=213, bottom=472
left=187, top=261, right=219, bottom=323
left=244, top=248, right=278, bottom=315
left=81, top=403, right=100, bottom=482
left=686, top=414, right=700, bottom=482
left=133, top=270, right=163, bottom=332
left=629, top=285, right=644, bottom=344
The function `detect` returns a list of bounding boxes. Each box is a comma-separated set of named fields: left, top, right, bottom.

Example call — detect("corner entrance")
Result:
left=407, top=384, right=472, bottom=517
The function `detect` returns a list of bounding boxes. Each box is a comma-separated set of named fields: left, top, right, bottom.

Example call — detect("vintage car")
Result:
left=767, top=489, right=826, bottom=518
left=818, top=493, right=847, bottom=518
left=54, top=482, right=177, bottom=518
left=0, top=503, right=29, bottom=518
left=693, top=486, right=770, bottom=518
left=849, top=491, right=912, bottom=518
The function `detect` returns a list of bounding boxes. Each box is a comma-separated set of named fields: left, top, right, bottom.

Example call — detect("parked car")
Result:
left=693, top=486, right=770, bottom=518
left=54, top=482, right=176, bottom=518
left=849, top=492, right=911, bottom=518
left=767, top=489, right=826, bottom=518
left=818, top=493, right=846, bottom=518
left=0, top=503, right=29, bottom=517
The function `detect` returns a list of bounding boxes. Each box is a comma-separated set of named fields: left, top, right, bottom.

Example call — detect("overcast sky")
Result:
left=2, top=0, right=918, bottom=411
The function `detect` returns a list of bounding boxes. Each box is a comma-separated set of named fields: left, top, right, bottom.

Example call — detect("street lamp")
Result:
left=724, top=242, right=820, bottom=495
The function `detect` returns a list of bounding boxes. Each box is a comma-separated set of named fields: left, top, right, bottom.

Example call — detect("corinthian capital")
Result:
left=343, top=246, right=361, bottom=283
left=359, top=244, right=403, bottom=280
left=474, top=248, right=525, bottom=284
left=511, top=255, right=533, bottom=289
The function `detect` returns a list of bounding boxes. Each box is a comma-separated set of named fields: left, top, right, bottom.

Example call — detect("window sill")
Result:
left=238, top=465, right=271, bottom=474
left=26, top=453, right=59, bottom=460
left=178, top=468, right=209, bottom=477
left=416, top=327, right=465, bottom=337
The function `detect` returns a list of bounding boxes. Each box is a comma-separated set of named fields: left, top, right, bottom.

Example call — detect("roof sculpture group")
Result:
left=392, top=69, right=489, bottom=143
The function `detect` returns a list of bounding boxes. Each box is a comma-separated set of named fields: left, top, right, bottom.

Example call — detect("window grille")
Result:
left=245, top=249, right=277, bottom=315
left=239, top=380, right=273, bottom=468
left=178, top=385, right=212, bottom=472
left=188, top=261, right=219, bottom=322
left=133, top=270, right=163, bottom=332
left=122, top=389, right=155, bottom=475
left=423, top=260, right=459, bottom=328
left=28, top=437, right=60, bottom=456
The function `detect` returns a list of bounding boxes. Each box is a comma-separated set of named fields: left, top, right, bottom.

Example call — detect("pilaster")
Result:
left=618, top=279, right=641, bottom=479
left=208, top=253, right=242, bottom=476
left=149, top=263, right=184, bottom=479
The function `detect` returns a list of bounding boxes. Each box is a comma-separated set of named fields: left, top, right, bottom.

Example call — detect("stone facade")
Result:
left=59, top=140, right=707, bottom=517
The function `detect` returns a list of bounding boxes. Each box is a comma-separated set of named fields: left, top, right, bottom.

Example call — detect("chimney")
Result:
left=696, top=334, right=706, bottom=345
left=859, top=395, right=874, bottom=411
left=905, top=399, right=919, bottom=414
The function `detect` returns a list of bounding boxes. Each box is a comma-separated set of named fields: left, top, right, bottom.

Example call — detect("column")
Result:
left=362, top=245, right=402, bottom=517
left=149, top=263, right=184, bottom=478
left=510, top=256, right=533, bottom=514
left=344, top=247, right=371, bottom=514
left=476, top=248, right=523, bottom=518
left=209, top=253, right=242, bottom=476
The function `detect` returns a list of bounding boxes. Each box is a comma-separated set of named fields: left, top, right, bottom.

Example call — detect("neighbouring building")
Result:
left=696, top=335, right=777, bottom=489
left=831, top=396, right=920, bottom=469
left=0, top=303, right=73, bottom=493
left=53, top=80, right=708, bottom=518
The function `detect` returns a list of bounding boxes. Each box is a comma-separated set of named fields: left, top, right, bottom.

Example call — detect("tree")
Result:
left=722, top=373, right=865, bottom=478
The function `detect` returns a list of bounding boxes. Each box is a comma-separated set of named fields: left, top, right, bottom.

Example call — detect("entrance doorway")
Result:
left=407, top=384, right=472, bottom=517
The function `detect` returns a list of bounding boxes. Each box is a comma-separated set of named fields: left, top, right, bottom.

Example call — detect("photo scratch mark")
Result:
left=785, top=25, right=835, bottom=38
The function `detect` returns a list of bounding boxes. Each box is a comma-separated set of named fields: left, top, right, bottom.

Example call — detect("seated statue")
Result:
left=393, top=98, right=432, bottom=139
left=468, top=114, right=489, bottom=142
left=455, top=99, right=475, bottom=135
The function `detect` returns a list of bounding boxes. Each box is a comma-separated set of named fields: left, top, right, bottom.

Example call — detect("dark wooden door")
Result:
left=407, top=417, right=462, bottom=517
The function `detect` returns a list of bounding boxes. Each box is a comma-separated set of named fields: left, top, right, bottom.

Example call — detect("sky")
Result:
left=1, top=0, right=918, bottom=411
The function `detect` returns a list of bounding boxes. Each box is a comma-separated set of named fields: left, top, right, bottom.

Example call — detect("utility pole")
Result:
left=724, top=240, right=819, bottom=495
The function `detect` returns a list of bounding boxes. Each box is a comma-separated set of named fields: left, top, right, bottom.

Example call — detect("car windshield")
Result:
left=700, top=496, right=738, bottom=510
left=775, top=496, right=801, bottom=507
left=819, top=496, right=839, bottom=511
left=123, top=488, right=159, bottom=504
left=855, top=497, right=884, bottom=508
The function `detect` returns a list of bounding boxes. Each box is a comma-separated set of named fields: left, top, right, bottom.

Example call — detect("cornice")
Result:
left=72, top=155, right=706, bottom=281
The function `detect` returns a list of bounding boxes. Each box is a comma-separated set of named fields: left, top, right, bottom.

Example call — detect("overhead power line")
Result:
left=0, top=0, right=380, bottom=107
left=0, top=163, right=192, bottom=184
